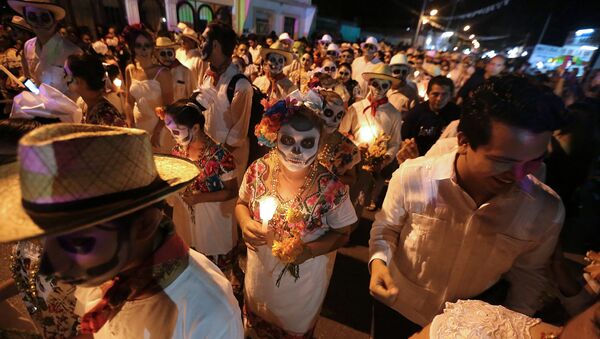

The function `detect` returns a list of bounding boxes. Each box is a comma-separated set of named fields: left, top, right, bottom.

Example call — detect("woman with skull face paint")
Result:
left=315, top=90, right=360, bottom=184
left=236, top=101, right=358, bottom=337
left=161, top=99, right=243, bottom=301
left=337, top=62, right=360, bottom=105
left=123, top=25, right=175, bottom=153
left=288, top=52, right=313, bottom=92
left=253, top=41, right=297, bottom=102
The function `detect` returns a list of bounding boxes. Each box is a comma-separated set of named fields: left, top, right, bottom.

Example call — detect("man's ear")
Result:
left=130, top=207, right=162, bottom=242
left=456, top=131, right=470, bottom=155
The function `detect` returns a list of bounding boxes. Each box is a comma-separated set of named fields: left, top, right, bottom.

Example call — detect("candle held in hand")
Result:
left=259, top=196, right=278, bottom=228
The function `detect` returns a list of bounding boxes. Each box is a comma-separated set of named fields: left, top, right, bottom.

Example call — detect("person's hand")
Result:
left=396, top=138, right=419, bottom=165
left=181, top=192, right=200, bottom=205
left=358, top=143, right=369, bottom=153
left=293, top=244, right=314, bottom=265
left=369, top=259, right=399, bottom=305
left=241, top=219, right=267, bottom=251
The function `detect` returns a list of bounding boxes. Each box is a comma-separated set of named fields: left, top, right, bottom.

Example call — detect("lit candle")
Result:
left=259, top=196, right=278, bottom=229
left=357, top=125, right=378, bottom=145
left=113, top=78, right=122, bottom=89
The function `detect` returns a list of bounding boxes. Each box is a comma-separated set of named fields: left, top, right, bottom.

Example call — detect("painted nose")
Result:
left=292, top=146, right=301, bottom=155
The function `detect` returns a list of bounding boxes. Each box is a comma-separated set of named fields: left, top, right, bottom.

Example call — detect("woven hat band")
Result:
left=18, top=125, right=158, bottom=204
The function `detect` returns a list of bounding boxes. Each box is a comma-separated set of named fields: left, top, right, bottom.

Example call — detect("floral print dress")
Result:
left=239, top=153, right=358, bottom=338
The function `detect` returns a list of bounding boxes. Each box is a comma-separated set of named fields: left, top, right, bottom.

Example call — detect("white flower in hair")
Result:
left=287, top=89, right=323, bottom=113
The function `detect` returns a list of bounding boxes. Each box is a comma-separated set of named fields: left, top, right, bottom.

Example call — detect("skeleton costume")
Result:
left=351, top=36, right=382, bottom=99
left=253, top=41, right=297, bottom=101
left=156, top=37, right=194, bottom=101
left=241, top=100, right=357, bottom=337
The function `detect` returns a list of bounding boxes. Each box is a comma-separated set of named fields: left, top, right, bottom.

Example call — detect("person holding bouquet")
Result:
left=235, top=98, right=358, bottom=338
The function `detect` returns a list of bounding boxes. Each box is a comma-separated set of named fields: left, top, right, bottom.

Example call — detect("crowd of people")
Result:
left=0, top=0, right=599, bottom=338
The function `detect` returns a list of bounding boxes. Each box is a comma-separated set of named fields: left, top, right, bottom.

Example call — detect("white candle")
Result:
left=113, top=78, right=122, bottom=89
left=259, top=196, right=277, bottom=229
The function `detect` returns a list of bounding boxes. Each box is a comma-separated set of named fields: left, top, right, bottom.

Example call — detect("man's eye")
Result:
left=280, top=135, right=295, bottom=146
left=300, top=138, right=315, bottom=149
left=324, top=109, right=334, bottom=117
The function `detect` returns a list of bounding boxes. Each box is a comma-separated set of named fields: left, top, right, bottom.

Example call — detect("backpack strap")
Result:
left=227, top=73, right=250, bottom=103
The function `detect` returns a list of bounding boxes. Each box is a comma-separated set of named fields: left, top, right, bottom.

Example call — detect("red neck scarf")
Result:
left=206, top=61, right=231, bottom=85
left=363, top=95, right=388, bottom=116
left=266, top=72, right=286, bottom=99
left=79, top=219, right=189, bottom=334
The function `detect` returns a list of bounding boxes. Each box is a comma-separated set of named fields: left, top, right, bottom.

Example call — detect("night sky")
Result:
left=313, top=0, right=600, bottom=48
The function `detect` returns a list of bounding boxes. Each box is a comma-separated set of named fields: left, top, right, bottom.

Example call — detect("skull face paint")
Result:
left=276, top=124, right=320, bottom=172
left=369, top=78, right=391, bottom=100
left=165, top=114, right=192, bottom=146
left=157, top=48, right=176, bottom=67
left=24, top=7, right=55, bottom=31
left=267, top=53, right=285, bottom=75
left=320, top=100, right=344, bottom=133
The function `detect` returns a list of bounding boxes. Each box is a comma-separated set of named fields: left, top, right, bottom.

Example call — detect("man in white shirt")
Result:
left=369, top=75, right=568, bottom=338
left=176, top=23, right=208, bottom=88
left=247, top=33, right=262, bottom=63
left=9, top=0, right=81, bottom=98
left=196, top=21, right=253, bottom=181
left=0, top=123, right=243, bottom=338
left=351, top=36, right=382, bottom=100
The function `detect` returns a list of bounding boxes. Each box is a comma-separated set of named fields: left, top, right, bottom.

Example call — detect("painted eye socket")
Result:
left=323, top=108, right=334, bottom=117
left=381, top=82, right=390, bottom=89
left=336, top=112, right=343, bottom=120
left=300, top=138, right=315, bottom=149
left=280, top=135, right=295, bottom=146
left=57, top=236, right=96, bottom=254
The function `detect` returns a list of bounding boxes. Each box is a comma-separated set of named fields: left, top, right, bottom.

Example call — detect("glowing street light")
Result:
left=469, top=34, right=475, bottom=40
left=429, top=9, right=438, bottom=16
left=463, top=25, right=471, bottom=31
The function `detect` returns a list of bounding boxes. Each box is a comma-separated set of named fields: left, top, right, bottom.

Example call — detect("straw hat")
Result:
left=155, top=36, right=178, bottom=49
left=180, top=26, right=201, bottom=45
left=362, top=63, right=400, bottom=86
left=260, top=41, right=293, bottom=65
left=8, top=0, right=66, bottom=21
left=0, top=123, right=199, bottom=243
left=9, top=16, right=33, bottom=32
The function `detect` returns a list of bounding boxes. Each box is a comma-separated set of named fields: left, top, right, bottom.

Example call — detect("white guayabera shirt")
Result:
left=369, top=150, right=564, bottom=326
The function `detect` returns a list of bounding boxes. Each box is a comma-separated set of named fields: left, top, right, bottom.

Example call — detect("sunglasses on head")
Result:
left=323, top=66, right=337, bottom=72
left=159, top=49, right=175, bottom=58
left=134, top=43, right=152, bottom=50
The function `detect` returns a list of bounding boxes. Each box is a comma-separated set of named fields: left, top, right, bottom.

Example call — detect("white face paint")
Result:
left=267, top=53, right=285, bottom=75
left=369, top=78, right=391, bottom=100
left=319, top=100, right=344, bottom=133
left=276, top=124, right=320, bottom=172
left=165, top=115, right=192, bottom=146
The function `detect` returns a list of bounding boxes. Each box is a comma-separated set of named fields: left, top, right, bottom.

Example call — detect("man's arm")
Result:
left=504, top=201, right=565, bottom=316
left=225, top=78, right=253, bottom=148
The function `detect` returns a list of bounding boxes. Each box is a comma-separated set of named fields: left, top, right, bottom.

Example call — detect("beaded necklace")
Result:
left=270, top=151, right=318, bottom=211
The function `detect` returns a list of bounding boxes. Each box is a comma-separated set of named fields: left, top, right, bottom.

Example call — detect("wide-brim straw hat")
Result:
left=180, top=26, right=201, bottom=45
left=362, top=63, right=400, bottom=86
left=9, top=16, right=33, bottom=32
left=8, top=0, right=66, bottom=21
left=156, top=36, right=178, bottom=49
left=260, top=41, right=293, bottom=65
left=0, top=123, right=199, bottom=243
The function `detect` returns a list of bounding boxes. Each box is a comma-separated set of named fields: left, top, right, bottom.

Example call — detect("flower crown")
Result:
left=254, top=91, right=324, bottom=148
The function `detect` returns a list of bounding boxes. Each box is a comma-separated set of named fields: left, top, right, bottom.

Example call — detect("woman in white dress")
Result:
left=161, top=98, right=242, bottom=301
left=123, top=25, right=174, bottom=153
left=236, top=99, right=358, bottom=337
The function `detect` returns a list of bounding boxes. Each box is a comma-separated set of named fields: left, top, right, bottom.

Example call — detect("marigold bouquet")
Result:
left=269, top=207, right=307, bottom=286
left=361, top=133, right=391, bottom=172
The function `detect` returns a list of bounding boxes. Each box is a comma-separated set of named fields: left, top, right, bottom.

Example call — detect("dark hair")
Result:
left=206, top=21, right=237, bottom=57
left=339, top=62, right=352, bottom=72
left=341, top=48, right=354, bottom=56
left=427, top=75, right=454, bottom=94
left=458, top=75, right=568, bottom=149
left=122, top=24, right=153, bottom=63
left=0, top=118, right=42, bottom=155
left=165, top=99, right=206, bottom=130
left=67, top=54, right=105, bottom=91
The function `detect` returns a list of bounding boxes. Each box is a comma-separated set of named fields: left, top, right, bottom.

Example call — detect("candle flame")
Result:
left=358, top=125, right=378, bottom=144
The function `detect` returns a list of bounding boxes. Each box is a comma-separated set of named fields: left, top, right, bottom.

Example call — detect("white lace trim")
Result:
left=430, top=300, right=541, bottom=339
